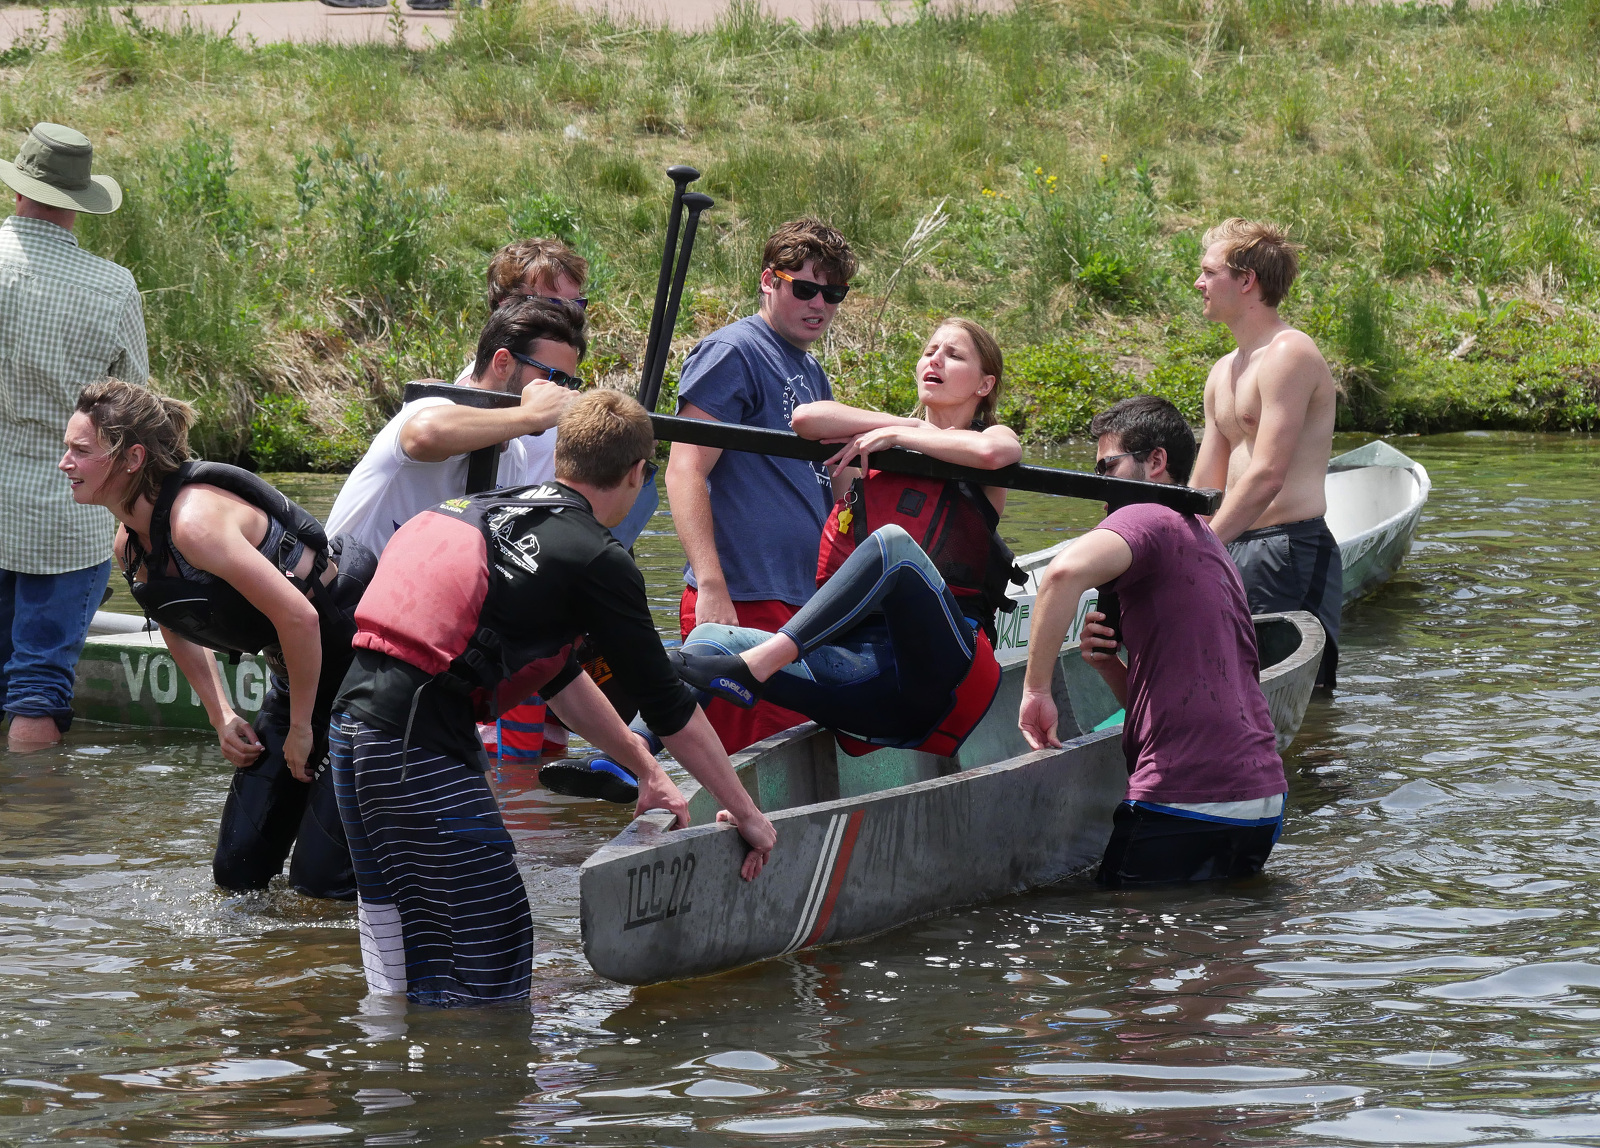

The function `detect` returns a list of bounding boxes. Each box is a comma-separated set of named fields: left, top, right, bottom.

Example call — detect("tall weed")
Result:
left=295, top=144, right=447, bottom=318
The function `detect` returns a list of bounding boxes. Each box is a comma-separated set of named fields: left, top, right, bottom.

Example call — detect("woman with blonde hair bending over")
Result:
left=670, top=319, right=1024, bottom=759
left=60, top=379, right=376, bottom=899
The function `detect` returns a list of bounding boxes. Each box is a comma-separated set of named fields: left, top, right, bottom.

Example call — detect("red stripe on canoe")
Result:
left=802, top=809, right=864, bottom=949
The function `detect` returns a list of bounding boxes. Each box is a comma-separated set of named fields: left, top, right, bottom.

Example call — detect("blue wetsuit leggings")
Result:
left=683, top=525, right=978, bottom=748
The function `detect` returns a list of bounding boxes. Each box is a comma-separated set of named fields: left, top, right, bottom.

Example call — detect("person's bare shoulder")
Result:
left=1256, top=328, right=1333, bottom=395
left=168, top=485, right=257, bottom=556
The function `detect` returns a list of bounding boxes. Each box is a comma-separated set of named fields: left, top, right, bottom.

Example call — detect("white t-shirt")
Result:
left=326, top=396, right=558, bottom=556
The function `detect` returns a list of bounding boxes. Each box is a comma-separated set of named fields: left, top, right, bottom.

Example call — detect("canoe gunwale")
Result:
left=588, top=723, right=1126, bottom=871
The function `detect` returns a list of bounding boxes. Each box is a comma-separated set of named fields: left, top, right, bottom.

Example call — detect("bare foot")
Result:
left=7, top=715, right=62, bottom=751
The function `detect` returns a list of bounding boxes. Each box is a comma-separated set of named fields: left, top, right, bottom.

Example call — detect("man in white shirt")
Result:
left=326, top=300, right=585, bottom=556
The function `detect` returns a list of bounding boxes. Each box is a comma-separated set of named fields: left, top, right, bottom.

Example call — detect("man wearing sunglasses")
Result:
left=326, top=299, right=585, bottom=558
left=665, top=218, right=858, bottom=753
left=1019, top=395, right=1286, bottom=889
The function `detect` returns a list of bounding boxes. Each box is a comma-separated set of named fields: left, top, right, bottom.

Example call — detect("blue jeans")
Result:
left=0, top=560, right=112, bottom=732
left=683, top=526, right=979, bottom=748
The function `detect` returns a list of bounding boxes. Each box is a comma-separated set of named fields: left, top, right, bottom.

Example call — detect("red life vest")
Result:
left=816, top=470, right=1023, bottom=639
left=816, top=469, right=1014, bottom=759
left=833, top=627, right=1002, bottom=759
left=352, top=489, right=585, bottom=721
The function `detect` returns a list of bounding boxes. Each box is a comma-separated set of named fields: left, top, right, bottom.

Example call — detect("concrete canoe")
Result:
left=578, top=611, right=1323, bottom=986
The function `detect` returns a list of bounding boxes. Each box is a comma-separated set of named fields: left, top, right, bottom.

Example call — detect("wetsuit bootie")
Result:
left=669, top=650, right=765, bottom=710
left=538, top=755, right=639, bottom=804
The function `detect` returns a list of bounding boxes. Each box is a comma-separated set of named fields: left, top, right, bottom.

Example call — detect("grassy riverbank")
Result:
left=3, top=0, right=1599, bottom=465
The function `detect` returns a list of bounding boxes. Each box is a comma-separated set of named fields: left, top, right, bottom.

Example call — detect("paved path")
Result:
left=0, top=0, right=1008, bottom=52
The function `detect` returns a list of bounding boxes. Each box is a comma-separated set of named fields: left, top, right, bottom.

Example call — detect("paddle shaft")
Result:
left=401, top=382, right=1224, bottom=513
left=649, top=414, right=1222, bottom=513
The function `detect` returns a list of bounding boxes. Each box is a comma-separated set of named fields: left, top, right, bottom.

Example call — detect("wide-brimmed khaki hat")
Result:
left=0, top=123, right=121, bottom=215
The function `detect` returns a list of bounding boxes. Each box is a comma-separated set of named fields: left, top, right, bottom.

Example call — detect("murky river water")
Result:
left=6, top=433, right=1600, bottom=1146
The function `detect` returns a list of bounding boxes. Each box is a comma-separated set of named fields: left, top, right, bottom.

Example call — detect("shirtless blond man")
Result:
left=1189, top=218, right=1341, bottom=688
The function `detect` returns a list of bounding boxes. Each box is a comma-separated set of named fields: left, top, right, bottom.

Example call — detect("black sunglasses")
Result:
left=509, top=350, right=583, bottom=390
left=772, top=268, right=850, bottom=305
left=1094, top=449, right=1152, bottom=476
left=507, top=293, right=589, bottom=312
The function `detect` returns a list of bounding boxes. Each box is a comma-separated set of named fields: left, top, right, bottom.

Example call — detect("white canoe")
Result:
left=994, top=439, right=1431, bottom=656
left=578, top=611, right=1323, bottom=986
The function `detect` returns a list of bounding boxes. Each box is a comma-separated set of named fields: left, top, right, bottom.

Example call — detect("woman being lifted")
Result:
left=60, top=379, right=374, bottom=899
left=671, top=318, right=1023, bottom=759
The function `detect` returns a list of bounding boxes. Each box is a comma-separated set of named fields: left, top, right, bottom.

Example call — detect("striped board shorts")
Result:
left=330, top=714, right=533, bottom=1007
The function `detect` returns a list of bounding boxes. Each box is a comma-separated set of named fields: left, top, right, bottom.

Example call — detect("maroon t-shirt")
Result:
left=1098, top=503, right=1285, bottom=804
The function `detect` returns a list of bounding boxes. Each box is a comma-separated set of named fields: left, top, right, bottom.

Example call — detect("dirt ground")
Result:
left=0, top=0, right=1011, bottom=52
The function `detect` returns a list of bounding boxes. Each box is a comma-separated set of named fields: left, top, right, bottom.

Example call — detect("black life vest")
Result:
left=350, top=486, right=591, bottom=721
left=817, top=470, right=1025, bottom=640
left=123, top=461, right=364, bottom=658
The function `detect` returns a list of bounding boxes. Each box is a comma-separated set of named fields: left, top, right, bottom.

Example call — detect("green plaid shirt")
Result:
left=0, top=216, right=147, bottom=574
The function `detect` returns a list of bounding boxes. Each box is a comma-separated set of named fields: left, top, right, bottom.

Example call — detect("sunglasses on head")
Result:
left=771, top=268, right=850, bottom=305
left=508, top=293, right=590, bottom=312
left=509, top=350, right=583, bottom=390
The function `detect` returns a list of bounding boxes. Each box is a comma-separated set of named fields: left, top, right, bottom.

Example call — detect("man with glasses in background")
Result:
left=326, top=298, right=585, bottom=558
left=665, top=218, right=858, bottom=754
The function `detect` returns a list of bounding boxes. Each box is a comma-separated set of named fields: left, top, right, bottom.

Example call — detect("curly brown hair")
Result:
left=761, top=217, right=858, bottom=285
left=75, top=378, right=196, bottom=513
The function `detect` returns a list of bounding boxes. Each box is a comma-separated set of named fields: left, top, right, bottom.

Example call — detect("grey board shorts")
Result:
left=1227, top=516, right=1341, bottom=690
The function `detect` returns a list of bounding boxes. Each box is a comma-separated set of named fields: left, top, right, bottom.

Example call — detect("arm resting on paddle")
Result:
left=660, top=709, right=777, bottom=881
left=543, top=671, right=689, bottom=828
left=1019, top=530, right=1134, bottom=751
left=162, top=629, right=262, bottom=768
left=400, top=382, right=574, bottom=462
left=791, top=401, right=920, bottom=440
left=665, top=403, right=738, bottom=627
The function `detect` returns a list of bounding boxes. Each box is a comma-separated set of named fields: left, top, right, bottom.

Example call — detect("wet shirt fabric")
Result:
left=1098, top=503, right=1284, bottom=804
left=677, top=314, right=835, bottom=607
left=0, top=216, right=147, bottom=573
left=325, top=395, right=557, bottom=557
left=338, top=483, right=698, bottom=765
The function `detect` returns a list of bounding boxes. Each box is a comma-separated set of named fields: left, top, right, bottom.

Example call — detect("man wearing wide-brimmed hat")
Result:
left=0, top=123, right=147, bottom=750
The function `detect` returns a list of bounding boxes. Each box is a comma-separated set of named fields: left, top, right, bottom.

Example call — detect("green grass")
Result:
left=4, top=0, right=1599, bottom=467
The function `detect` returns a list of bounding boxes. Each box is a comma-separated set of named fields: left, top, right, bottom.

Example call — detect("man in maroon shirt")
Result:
left=1019, top=396, right=1287, bottom=887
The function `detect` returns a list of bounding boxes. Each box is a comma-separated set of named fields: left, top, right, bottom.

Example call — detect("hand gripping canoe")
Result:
left=649, top=413, right=1223, bottom=513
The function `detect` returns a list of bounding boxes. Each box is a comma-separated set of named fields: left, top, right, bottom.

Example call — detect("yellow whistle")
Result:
left=837, top=508, right=853, bottom=533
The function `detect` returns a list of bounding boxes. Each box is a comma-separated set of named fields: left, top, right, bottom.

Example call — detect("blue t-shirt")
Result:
left=677, top=314, right=834, bottom=606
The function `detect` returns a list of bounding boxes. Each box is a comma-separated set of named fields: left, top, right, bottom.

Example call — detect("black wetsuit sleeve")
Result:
left=574, top=544, right=699, bottom=738
left=543, top=653, right=583, bottom=699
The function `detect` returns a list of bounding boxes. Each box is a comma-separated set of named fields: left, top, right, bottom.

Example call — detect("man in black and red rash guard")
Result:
left=330, top=390, right=775, bottom=1008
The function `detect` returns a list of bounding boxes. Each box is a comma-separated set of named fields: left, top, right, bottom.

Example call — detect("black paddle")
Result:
left=641, top=192, right=714, bottom=414
left=647, top=413, right=1223, bottom=515
left=638, top=165, right=702, bottom=410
